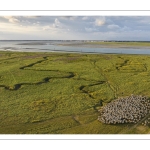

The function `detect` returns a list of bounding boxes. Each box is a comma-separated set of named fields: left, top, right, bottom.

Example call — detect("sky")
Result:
left=1, top=16, right=150, bottom=40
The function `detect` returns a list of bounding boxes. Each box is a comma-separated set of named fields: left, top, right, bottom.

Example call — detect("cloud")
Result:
left=1, top=16, right=150, bottom=40
left=42, top=26, right=52, bottom=31
left=107, top=24, right=120, bottom=29
left=67, top=16, right=78, bottom=21
left=54, top=18, right=60, bottom=24
left=120, top=26, right=131, bottom=31
left=82, top=16, right=89, bottom=20
left=95, top=18, right=106, bottom=26
left=85, top=27, right=97, bottom=32
left=3, top=16, right=20, bottom=23
left=59, top=16, right=78, bottom=21
left=53, top=18, right=61, bottom=28
left=24, top=16, right=41, bottom=18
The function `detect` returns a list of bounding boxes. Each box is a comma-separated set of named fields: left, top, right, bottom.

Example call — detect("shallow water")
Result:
left=1, top=40, right=150, bottom=54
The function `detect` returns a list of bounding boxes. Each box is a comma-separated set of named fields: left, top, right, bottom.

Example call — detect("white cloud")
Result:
left=95, top=18, right=106, bottom=26
left=120, top=26, right=131, bottom=32
left=55, top=18, right=60, bottom=24
left=23, top=16, right=40, bottom=18
left=42, top=26, right=52, bottom=30
left=82, top=16, right=89, bottom=20
left=0, top=22, right=41, bottom=33
left=3, top=16, right=20, bottom=23
left=107, top=24, right=120, bottom=29
left=1, top=16, right=150, bottom=40
left=85, top=27, right=97, bottom=32
left=69, top=16, right=78, bottom=21
left=53, top=18, right=61, bottom=28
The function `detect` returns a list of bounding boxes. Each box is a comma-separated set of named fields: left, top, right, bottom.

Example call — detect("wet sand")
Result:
left=14, top=41, right=150, bottom=49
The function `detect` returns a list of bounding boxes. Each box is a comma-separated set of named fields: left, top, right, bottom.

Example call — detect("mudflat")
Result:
left=58, top=41, right=150, bottom=49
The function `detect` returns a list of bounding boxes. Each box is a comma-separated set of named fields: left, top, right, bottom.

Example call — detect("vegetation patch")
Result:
left=30, top=99, right=56, bottom=112
left=116, top=59, right=146, bottom=72
left=0, top=51, right=150, bottom=134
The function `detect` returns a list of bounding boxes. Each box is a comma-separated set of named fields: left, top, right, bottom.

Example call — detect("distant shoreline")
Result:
left=58, top=41, right=150, bottom=49
left=1, top=41, right=150, bottom=55
left=1, top=50, right=150, bottom=56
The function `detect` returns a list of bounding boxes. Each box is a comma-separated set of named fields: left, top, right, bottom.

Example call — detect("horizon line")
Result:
left=1, top=40, right=150, bottom=42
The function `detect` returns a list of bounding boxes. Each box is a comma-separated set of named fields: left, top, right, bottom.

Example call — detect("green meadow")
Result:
left=0, top=51, right=150, bottom=134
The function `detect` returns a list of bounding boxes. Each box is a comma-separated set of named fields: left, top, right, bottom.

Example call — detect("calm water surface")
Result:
left=1, top=40, right=150, bottom=54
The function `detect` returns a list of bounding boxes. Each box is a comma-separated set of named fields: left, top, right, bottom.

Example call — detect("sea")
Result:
left=1, top=40, right=150, bottom=54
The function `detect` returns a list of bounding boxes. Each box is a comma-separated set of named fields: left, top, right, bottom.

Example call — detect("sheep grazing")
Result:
left=98, top=95, right=150, bottom=124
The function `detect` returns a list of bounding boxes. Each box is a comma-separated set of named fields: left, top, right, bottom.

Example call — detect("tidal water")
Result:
left=1, top=40, right=150, bottom=55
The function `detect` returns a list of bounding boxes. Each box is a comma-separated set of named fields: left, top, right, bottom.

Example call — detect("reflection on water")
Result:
left=0, top=40, right=150, bottom=54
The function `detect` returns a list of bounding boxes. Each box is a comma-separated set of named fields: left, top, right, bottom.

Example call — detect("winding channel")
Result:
left=0, top=56, right=75, bottom=90
left=0, top=55, right=107, bottom=109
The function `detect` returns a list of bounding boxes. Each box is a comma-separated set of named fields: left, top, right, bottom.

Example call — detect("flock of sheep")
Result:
left=98, top=95, right=150, bottom=125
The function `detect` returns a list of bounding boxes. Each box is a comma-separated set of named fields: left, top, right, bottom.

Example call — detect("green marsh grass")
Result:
left=0, top=51, right=150, bottom=134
